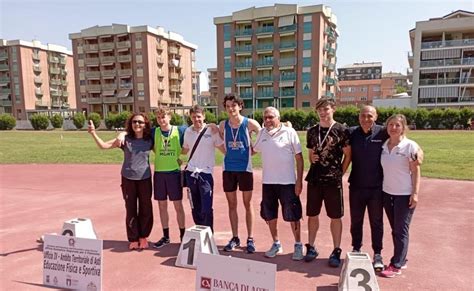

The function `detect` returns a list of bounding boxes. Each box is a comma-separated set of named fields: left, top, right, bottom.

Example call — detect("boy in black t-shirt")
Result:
left=304, top=98, right=351, bottom=267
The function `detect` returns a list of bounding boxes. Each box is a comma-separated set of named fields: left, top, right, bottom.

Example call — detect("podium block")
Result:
left=61, top=218, right=97, bottom=239
left=338, top=252, right=380, bottom=291
left=176, top=225, right=218, bottom=269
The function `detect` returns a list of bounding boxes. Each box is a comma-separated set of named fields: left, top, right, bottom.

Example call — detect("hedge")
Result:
left=0, top=114, right=16, bottom=130
left=30, top=114, right=50, bottom=130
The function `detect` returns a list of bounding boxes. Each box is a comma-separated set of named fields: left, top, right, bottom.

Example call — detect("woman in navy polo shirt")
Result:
left=380, top=114, right=421, bottom=278
left=88, top=113, right=154, bottom=250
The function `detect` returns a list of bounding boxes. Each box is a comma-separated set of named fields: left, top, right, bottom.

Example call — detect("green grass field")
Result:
left=0, top=130, right=472, bottom=180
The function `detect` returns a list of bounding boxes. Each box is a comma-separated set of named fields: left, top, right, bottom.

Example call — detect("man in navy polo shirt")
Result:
left=348, top=106, right=387, bottom=271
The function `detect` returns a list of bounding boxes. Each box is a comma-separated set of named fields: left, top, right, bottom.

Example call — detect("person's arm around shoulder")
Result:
left=218, top=120, right=225, bottom=139
left=341, top=127, right=352, bottom=174
left=247, top=118, right=262, bottom=136
left=88, top=120, right=120, bottom=149
left=181, top=128, right=191, bottom=155
left=409, top=143, right=421, bottom=209
left=212, top=129, right=226, bottom=154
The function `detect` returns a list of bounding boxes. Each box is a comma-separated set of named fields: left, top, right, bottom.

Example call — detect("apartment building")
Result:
left=337, top=62, right=396, bottom=106
left=69, top=24, right=197, bottom=117
left=192, top=70, right=201, bottom=103
left=214, top=4, right=338, bottom=114
left=408, top=10, right=474, bottom=108
left=207, top=68, right=218, bottom=105
left=0, top=39, right=76, bottom=120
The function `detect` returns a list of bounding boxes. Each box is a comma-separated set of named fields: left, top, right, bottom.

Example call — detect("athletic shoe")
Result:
left=264, top=242, right=282, bottom=258
left=153, top=236, right=170, bottom=249
left=352, top=248, right=361, bottom=253
left=246, top=238, right=256, bottom=254
left=304, top=244, right=318, bottom=262
left=373, top=254, right=384, bottom=271
left=223, top=237, right=240, bottom=252
left=401, top=262, right=408, bottom=269
left=292, top=243, right=304, bottom=261
left=328, top=247, right=342, bottom=268
left=380, top=264, right=401, bottom=278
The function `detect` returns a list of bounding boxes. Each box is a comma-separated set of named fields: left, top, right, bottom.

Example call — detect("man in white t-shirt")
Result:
left=182, top=105, right=225, bottom=231
left=253, top=107, right=304, bottom=260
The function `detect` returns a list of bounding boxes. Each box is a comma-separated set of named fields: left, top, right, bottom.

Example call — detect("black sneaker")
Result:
left=246, top=238, right=256, bottom=254
left=153, top=236, right=170, bottom=249
left=304, top=244, right=319, bottom=262
left=328, top=247, right=342, bottom=267
left=223, top=237, right=240, bottom=252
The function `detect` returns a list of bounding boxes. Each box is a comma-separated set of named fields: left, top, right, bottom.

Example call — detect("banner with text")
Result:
left=43, top=234, right=103, bottom=290
left=196, top=253, right=276, bottom=291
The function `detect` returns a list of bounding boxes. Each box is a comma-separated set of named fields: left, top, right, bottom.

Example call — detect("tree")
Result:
left=428, top=109, right=444, bottom=129
left=0, top=114, right=16, bottom=130
left=73, top=112, right=86, bottom=129
left=414, top=108, right=429, bottom=129
left=30, top=114, right=50, bottom=130
left=458, top=108, right=473, bottom=129
left=442, top=108, right=460, bottom=129
left=88, top=112, right=101, bottom=129
left=395, top=85, right=407, bottom=94
left=49, top=114, right=64, bottom=129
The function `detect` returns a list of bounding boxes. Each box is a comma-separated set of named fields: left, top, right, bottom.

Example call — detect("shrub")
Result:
left=334, top=106, right=359, bottom=127
left=170, top=113, right=184, bottom=125
left=88, top=112, right=101, bottom=129
left=105, top=113, right=117, bottom=130
left=253, top=111, right=263, bottom=126
left=147, top=112, right=158, bottom=128
left=0, top=114, right=16, bottom=130
left=30, top=114, right=50, bottom=130
left=204, top=111, right=217, bottom=124
left=399, top=108, right=417, bottom=126
left=115, top=111, right=131, bottom=129
left=428, top=109, right=444, bottom=129
left=304, top=110, right=318, bottom=128
left=442, top=108, right=460, bottom=129
left=217, top=111, right=228, bottom=123
left=73, top=112, right=86, bottom=129
left=458, top=108, right=473, bottom=129
left=49, top=114, right=64, bottom=129
left=414, top=108, right=429, bottom=129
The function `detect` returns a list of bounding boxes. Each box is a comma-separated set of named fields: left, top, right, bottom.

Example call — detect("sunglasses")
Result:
left=132, top=120, right=145, bottom=125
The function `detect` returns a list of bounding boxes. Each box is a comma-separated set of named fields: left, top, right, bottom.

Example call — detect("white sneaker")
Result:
left=264, top=242, right=283, bottom=258
left=292, top=243, right=304, bottom=261
left=373, top=254, right=384, bottom=271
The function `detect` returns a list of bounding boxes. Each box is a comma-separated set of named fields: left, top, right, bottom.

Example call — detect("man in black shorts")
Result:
left=253, top=107, right=304, bottom=260
left=305, top=97, right=351, bottom=267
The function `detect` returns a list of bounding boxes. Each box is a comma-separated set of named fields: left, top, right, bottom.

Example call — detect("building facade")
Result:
left=0, top=39, right=76, bottom=120
left=192, top=70, right=201, bottom=103
left=214, top=4, right=338, bottom=114
left=408, top=10, right=474, bottom=108
left=207, top=68, right=218, bottom=106
left=336, top=62, right=396, bottom=106
left=69, top=24, right=197, bottom=117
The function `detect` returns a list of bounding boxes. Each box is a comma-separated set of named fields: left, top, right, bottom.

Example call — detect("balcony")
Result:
left=50, top=79, right=61, bottom=86
left=156, top=43, right=163, bottom=51
left=256, top=75, right=273, bottom=83
left=103, top=97, right=118, bottom=103
left=234, top=45, right=252, bottom=54
left=324, top=76, right=336, bottom=86
left=35, top=88, right=43, bottom=96
left=324, top=27, right=337, bottom=42
left=170, top=85, right=182, bottom=92
left=256, top=43, right=274, bottom=52
left=48, top=56, right=59, bottom=63
left=170, top=72, right=183, bottom=80
left=419, top=58, right=474, bottom=68
left=84, top=44, right=99, bottom=51
left=119, top=83, right=133, bottom=89
left=102, top=83, right=117, bottom=90
left=281, top=88, right=296, bottom=97
left=87, top=97, right=102, bottom=104
left=49, top=67, right=61, bottom=74
left=235, top=61, right=253, bottom=69
left=168, top=46, right=180, bottom=55
left=256, top=26, right=274, bottom=35
left=278, top=58, right=296, bottom=67
left=0, top=88, right=11, bottom=94
left=256, top=59, right=274, bottom=67
left=327, top=47, right=336, bottom=57
left=86, top=71, right=101, bottom=78
left=279, top=24, right=296, bottom=34
left=100, top=56, right=116, bottom=64
left=328, top=63, right=336, bottom=71
left=0, top=76, right=10, bottom=83
left=279, top=41, right=296, bottom=50
left=0, top=99, right=12, bottom=106
left=118, top=97, right=134, bottom=103
left=0, top=52, right=8, bottom=60
left=157, top=69, right=164, bottom=78
left=157, top=56, right=164, bottom=64
left=280, top=72, right=296, bottom=81
left=239, top=91, right=253, bottom=99
left=257, top=90, right=274, bottom=98
left=322, top=91, right=335, bottom=98
left=35, top=100, right=48, bottom=107
left=421, top=38, right=474, bottom=49
left=235, top=28, right=252, bottom=38
left=60, top=57, right=67, bottom=65
left=0, top=64, right=10, bottom=71
left=32, top=53, right=40, bottom=61
left=116, top=41, right=131, bottom=49
left=101, top=69, right=116, bottom=78
left=85, top=58, right=100, bottom=66
left=86, top=84, right=102, bottom=91
left=61, top=69, right=68, bottom=75
left=235, top=77, right=253, bottom=84
left=99, top=42, right=115, bottom=50
left=407, top=51, right=414, bottom=67
left=117, top=55, right=132, bottom=62
left=118, top=69, right=132, bottom=76
left=62, top=91, right=69, bottom=97
left=50, top=90, right=62, bottom=97
left=419, top=77, right=474, bottom=86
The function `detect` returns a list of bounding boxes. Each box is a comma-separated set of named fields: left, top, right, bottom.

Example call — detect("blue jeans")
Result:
left=383, top=192, right=415, bottom=268
left=349, top=187, right=384, bottom=254
left=185, top=171, right=214, bottom=231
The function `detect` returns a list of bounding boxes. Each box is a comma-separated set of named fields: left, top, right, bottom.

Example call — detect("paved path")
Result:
left=0, top=164, right=473, bottom=290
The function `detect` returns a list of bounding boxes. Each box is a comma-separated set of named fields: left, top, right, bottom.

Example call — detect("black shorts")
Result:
left=223, top=171, right=253, bottom=192
left=306, top=183, right=344, bottom=219
left=153, top=172, right=183, bottom=201
left=260, top=184, right=302, bottom=222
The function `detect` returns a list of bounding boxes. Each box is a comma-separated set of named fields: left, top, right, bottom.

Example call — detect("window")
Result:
left=360, top=86, right=368, bottom=92
left=302, top=101, right=311, bottom=107
left=223, top=24, right=231, bottom=41
left=302, top=57, right=311, bottom=67
left=303, top=40, right=312, bottom=50
left=303, top=15, right=312, bottom=22
left=303, top=22, right=312, bottom=33
left=224, top=78, right=232, bottom=86
left=302, top=73, right=311, bottom=82
left=372, top=85, right=381, bottom=92
left=224, top=48, right=231, bottom=56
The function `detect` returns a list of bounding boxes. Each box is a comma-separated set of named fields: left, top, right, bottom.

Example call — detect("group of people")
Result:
left=88, top=95, right=422, bottom=279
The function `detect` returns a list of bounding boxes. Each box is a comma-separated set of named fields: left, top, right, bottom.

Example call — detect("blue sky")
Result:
left=1, top=0, right=472, bottom=90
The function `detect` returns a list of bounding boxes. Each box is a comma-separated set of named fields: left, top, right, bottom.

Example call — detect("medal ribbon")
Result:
left=318, top=122, right=335, bottom=150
